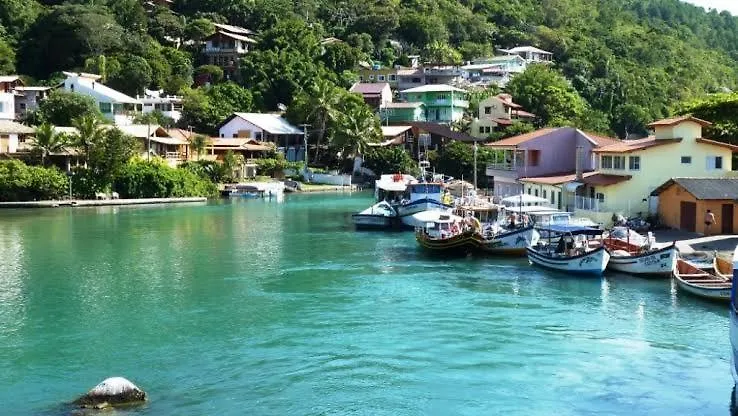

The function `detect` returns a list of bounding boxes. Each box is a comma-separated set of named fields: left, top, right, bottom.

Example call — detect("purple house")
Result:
left=485, top=127, right=620, bottom=197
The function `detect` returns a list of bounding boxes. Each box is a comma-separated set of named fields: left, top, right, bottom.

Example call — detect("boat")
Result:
left=604, top=227, right=678, bottom=276
left=415, top=211, right=482, bottom=254
left=729, top=246, right=738, bottom=401
left=396, top=182, right=453, bottom=227
left=479, top=224, right=540, bottom=255
left=351, top=201, right=398, bottom=230
left=222, top=184, right=264, bottom=198
left=526, top=224, right=610, bottom=276
left=673, top=258, right=732, bottom=301
left=714, top=253, right=733, bottom=280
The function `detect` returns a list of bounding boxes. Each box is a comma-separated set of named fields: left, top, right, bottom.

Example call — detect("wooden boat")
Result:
left=714, top=254, right=733, bottom=280
left=480, top=226, right=540, bottom=255
left=415, top=212, right=482, bottom=254
left=527, top=224, right=609, bottom=276
left=607, top=244, right=678, bottom=276
left=673, top=258, right=731, bottom=301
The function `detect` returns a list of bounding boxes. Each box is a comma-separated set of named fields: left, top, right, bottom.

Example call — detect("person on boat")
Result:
left=522, top=214, right=530, bottom=227
left=705, top=209, right=715, bottom=235
left=509, top=211, right=519, bottom=228
left=442, top=189, right=453, bottom=205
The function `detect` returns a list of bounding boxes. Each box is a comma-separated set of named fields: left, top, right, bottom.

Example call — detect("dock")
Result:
left=0, top=197, right=208, bottom=209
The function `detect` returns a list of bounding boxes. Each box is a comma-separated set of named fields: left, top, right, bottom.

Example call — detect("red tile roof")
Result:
left=647, top=115, right=712, bottom=128
left=519, top=171, right=631, bottom=187
left=696, top=138, right=738, bottom=151
left=491, top=118, right=513, bottom=126
left=484, top=128, right=558, bottom=147
left=593, top=137, right=682, bottom=153
left=580, top=131, right=621, bottom=147
left=350, top=82, right=390, bottom=95
left=513, top=110, right=536, bottom=118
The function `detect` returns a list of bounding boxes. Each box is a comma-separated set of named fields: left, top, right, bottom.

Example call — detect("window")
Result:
left=628, top=156, right=640, bottom=171
left=596, top=193, right=605, bottom=203
left=377, top=75, right=385, bottom=81
left=19, top=103, right=26, bottom=110
left=543, top=190, right=547, bottom=199
left=479, top=127, right=485, bottom=134
left=681, top=156, right=691, bottom=164
left=255, top=132, right=263, bottom=140
left=0, top=102, right=3, bottom=112
left=388, top=74, right=396, bottom=81
left=99, top=102, right=111, bottom=113
left=613, top=156, right=626, bottom=170
left=411, top=77, right=422, bottom=83
left=527, top=188, right=531, bottom=195
left=550, top=191, right=555, bottom=204
left=534, top=189, right=539, bottom=197
left=707, top=156, right=724, bottom=170
left=232, top=134, right=238, bottom=138
left=529, top=149, right=540, bottom=167
left=484, top=126, right=491, bottom=133
left=484, top=106, right=492, bottom=114
left=601, top=155, right=612, bottom=169
left=18, top=136, right=26, bottom=143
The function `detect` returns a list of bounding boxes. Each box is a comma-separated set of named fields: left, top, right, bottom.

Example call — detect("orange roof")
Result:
left=696, top=138, right=738, bottom=151
left=593, top=137, right=681, bottom=153
left=647, top=115, right=712, bottom=128
left=519, top=171, right=631, bottom=187
left=484, top=128, right=558, bottom=147
left=580, top=131, right=621, bottom=147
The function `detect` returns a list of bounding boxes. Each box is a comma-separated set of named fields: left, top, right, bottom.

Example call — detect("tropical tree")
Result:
left=289, top=79, right=342, bottom=164
left=71, top=115, right=103, bottom=164
left=32, top=123, right=68, bottom=166
left=331, top=107, right=381, bottom=171
left=189, top=134, right=211, bottom=160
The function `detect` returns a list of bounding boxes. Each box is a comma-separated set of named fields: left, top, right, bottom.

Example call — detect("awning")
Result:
left=563, top=182, right=583, bottom=192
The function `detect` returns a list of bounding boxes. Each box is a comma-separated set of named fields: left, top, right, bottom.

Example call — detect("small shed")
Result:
left=651, top=178, right=738, bottom=234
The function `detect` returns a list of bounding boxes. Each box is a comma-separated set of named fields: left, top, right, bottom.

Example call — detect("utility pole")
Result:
left=146, top=120, right=151, bottom=161
left=299, top=124, right=311, bottom=178
left=473, top=140, right=478, bottom=190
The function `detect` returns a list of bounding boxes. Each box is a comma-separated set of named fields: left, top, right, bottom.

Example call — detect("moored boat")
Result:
left=480, top=225, right=540, bottom=255
left=526, top=224, right=609, bottom=276
left=673, top=258, right=731, bottom=301
left=729, top=246, right=738, bottom=399
left=397, top=182, right=453, bottom=227
left=714, top=253, right=733, bottom=280
left=607, top=244, right=678, bottom=276
left=415, top=212, right=482, bottom=254
left=351, top=201, right=398, bottom=230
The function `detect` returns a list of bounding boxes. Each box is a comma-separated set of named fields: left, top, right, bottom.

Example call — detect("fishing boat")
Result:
left=351, top=201, right=398, bottom=230
left=604, top=227, right=678, bottom=276
left=415, top=211, right=482, bottom=254
left=714, top=253, right=733, bottom=280
left=222, top=184, right=264, bottom=198
left=480, top=225, right=540, bottom=255
left=526, top=224, right=609, bottom=276
left=397, top=182, right=453, bottom=227
left=673, top=258, right=731, bottom=301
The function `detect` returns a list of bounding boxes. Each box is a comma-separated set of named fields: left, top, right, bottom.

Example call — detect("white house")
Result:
left=218, top=112, right=305, bottom=161
left=500, top=46, right=553, bottom=64
left=137, top=89, right=183, bottom=124
left=14, top=86, right=52, bottom=117
left=62, top=72, right=142, bottom=125
left=0, top=120, right=35, bottom=154
left=0, top=75, right=22, bottom=120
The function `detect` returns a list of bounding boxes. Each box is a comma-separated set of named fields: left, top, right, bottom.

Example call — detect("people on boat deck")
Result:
left=441, top=189, right=453, bottom=205
left=509, top=212, right=519, bottom=228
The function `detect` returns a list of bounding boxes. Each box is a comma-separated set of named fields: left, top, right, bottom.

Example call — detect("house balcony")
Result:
left=204, top=46, right=248, bottom=54
left=427, top=98, right=469, bottom=108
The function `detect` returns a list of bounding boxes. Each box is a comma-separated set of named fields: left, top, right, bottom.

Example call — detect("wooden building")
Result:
left=651, top=178, right=738, bottom=235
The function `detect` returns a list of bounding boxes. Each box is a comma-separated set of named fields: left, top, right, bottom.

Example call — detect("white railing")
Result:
left=487, top=163, right=515, bottom=171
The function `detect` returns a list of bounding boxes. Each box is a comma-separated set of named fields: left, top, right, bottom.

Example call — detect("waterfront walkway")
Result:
left=0, top=197, right=207, bottom=209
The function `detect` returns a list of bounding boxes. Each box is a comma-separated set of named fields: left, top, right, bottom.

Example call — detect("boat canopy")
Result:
left=501, top=194, right=550, bottom=206
left=545, top=224, right=604, bottom=236
left=376, top=181, right=408, bottom=192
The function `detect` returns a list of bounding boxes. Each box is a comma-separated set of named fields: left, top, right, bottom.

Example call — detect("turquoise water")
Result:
left=0, top=193, right=732, bottom=415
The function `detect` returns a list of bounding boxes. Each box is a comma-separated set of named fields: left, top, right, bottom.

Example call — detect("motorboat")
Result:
left=374, top=173, right=415, bottom=203
left=673, top=258, right=731, bottom=301
left=396, top=182, right=453, bottom=227
left=479, top=224, right=540, bottom=255
left=222, top=184, right=263, bottom=198
left=351, top=201, right=398, bottom=230
left=604, top=227, right=678, bottom=276
left=526, top=224, right=610, bottom=276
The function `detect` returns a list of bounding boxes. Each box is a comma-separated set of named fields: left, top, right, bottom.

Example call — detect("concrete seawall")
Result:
left=0, top=197, right=208, bottom=209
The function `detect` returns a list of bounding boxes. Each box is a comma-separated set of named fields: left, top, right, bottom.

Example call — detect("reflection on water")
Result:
left=0, top=194, right=733, bottom=415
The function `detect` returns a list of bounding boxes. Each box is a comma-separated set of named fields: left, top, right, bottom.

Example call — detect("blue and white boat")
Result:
left=526, top=224, right=609, bottom=276
left=396, top=183, right=453, bottom=227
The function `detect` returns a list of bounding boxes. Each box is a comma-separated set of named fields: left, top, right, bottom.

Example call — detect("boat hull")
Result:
left=607, top=245, right=678, bottom=276
left=527, top=246, right=610, bottom=276
left=352, top=214, right=395, bottom=230
left=674, top=278, right=732, bottom=301
left=481, top=227, right=540, bottom=255
left=673, top=259, right=732, bottom=302
left=415, top=230, right=481, bottom=254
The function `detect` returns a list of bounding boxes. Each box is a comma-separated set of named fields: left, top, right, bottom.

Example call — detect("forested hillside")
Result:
left=2, top=0, right=738, bottom=137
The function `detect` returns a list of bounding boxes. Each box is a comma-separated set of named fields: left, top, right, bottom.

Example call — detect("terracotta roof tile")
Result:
left=647, top=115, right=712, bottom=128
left=349, top=82, right=390, bottom=94
left=519, top=171, right=631, bottom=186
left=696, top=137, right=738, bottom=151
left=484, top=128, right=558, bottom=147
left=593, top=137, right=681, bottom=153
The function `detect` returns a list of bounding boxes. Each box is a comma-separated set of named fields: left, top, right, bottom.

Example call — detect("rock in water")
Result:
left=74, top=377, right=146, bottom=408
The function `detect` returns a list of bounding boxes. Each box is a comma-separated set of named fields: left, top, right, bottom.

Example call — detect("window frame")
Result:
left=613, top=156, right=626, bottom=170
left=601, top=155, right=613, bottom=169
left=681, top=156, right=691, bottom=164
left=628, top=156, right=640, bottom=171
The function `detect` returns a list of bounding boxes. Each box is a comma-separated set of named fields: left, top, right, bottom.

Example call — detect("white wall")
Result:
left=0, top=92, right=14, bottom=119
left=219, top=117, right=264, bottom=139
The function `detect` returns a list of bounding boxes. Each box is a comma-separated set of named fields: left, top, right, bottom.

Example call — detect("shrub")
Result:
left=112, top=159, right=217, bottom=198
left=70, top=166, right=107, bottom=199
left=363, top=146, right=419, bottom=177
left=0, top=160, right=69, bottom=201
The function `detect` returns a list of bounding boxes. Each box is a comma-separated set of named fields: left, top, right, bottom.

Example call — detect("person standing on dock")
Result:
left=704, top=209, right=715, bottom=235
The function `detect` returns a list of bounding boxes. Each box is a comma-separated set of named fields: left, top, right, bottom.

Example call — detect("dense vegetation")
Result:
left=3, top=0, right=738, bottom=140
left=0, top=160, right=69, bottom=201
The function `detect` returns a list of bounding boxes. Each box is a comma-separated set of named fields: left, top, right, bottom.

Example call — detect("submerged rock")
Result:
left=73, top=377, right=146, bottom=409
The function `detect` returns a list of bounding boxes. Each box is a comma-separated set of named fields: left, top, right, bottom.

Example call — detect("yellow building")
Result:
left=519, top=116, right=738, bottom=225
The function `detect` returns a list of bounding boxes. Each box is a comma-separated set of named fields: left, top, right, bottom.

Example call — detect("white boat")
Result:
left=351, top=201, right=397, bottom=230
left=674, top=258, right=731, bottom=301
left=603, top=228, right=678, bottom=276
left=526, top=224, right=609, bottom=276
left=397, top=183, right=453, bottom=227
left=374, top=173, right=416, bottom=203
left=481, top=225, right=540, bottom=255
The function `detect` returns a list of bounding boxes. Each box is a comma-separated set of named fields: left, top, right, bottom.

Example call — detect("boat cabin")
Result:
left=537, top=224, right=605, bottom=257
left=417, top=212, right=472, bottom=239
left=406, top=183, right=444, bottom=204
left=375, top=173, right=416, bottom=203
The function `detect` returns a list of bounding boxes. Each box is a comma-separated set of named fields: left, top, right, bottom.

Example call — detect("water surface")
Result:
left=0, top=193, right=732, bottom=415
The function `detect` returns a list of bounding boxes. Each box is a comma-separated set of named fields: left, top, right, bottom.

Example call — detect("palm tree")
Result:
left=189, top=134, right=210, bottom=161
left=71, top=115, right=103, bottom=164
left=333, top=108, right=382, bottom=173
left=304, top=79, right=341, bottom=164
left=32, top=123, right=68, bottom=166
